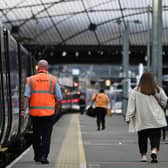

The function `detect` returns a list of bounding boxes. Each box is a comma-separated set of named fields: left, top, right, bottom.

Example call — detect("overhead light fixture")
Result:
left=88, top=23, right=97, bottom=31
left=75, top=51, right=79, bottom=57
left=62, top=51, right=67, bottom=57
left=88, top=51, right=91, bottom=55
left=133, top=20, right=141, bottom=24
left=11, top=25, right=19, bottom=34
left=105, top=80, right=111, bottom=87
left=50, top=51, right=54, bottom=56
left=116, top=19, right=121, bottom=25
left=100, top=51, right=104, bottom=55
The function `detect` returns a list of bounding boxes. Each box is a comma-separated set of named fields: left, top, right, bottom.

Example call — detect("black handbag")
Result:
left=86, top=105, right=97, bottom=117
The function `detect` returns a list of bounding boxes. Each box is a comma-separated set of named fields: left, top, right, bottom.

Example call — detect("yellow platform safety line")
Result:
left=55, top=114, right=87, bottom=168
left=77, top=114, right=87, bottom=168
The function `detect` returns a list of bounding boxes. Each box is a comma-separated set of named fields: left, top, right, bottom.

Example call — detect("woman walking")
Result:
left=92, top=89, right=109, bottom=131
left=126, top=72, right=167, bottom=163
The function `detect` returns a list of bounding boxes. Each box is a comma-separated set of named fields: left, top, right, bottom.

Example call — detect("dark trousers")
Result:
left=138, top=128, right=161, bottom=154
left=95, top=107, right=107, bottom=129
left=31, top=115, right=54, bottom=158
left=80, top=106, right=85, bottom=114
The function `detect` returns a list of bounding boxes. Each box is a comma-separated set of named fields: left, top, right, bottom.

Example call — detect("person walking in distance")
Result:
left=92, top=89, right=110, bottom=131
left=78, top=95, right=86, bottom=114
left=126, top=72, right=167, bottom=163
left=21, top=59, right=63, bottom=164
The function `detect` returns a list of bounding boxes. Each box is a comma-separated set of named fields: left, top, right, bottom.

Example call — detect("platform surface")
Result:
left=7, top=113, right=168, bottom=168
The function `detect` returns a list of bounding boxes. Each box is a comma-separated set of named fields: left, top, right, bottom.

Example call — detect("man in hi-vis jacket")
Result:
left=22, top=59, right=62, bottom=164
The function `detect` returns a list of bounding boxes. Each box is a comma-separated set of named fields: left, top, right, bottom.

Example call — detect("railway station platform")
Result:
left=7, top=113, right=168, bottom=168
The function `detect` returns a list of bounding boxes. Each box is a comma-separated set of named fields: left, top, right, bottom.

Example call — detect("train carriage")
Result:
left=0, top=25, right=36, bottom=167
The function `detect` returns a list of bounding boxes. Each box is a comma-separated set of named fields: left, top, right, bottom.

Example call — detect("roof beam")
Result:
left=39, top=0, right=65, bottom=43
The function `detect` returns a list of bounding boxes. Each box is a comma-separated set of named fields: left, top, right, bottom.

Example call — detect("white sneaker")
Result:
left=140, top=155, right=147, bottom=162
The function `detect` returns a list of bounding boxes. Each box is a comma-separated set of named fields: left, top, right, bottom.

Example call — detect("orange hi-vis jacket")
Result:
left=26, top=71, right=57, bottom=117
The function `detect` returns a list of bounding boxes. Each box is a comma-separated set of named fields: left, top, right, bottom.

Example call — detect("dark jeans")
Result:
left=95, top=107, right=107, bottom=129
left=31, top=115, right=54, bottom=159
left=138, top=128, right=161, bottom=154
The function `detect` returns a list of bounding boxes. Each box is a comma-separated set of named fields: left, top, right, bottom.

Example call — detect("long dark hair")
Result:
left=138, top=72, right=160, bottom=95
left=99, top=89, right=104, bottom=93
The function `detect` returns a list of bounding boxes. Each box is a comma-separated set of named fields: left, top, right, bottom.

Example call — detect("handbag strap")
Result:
left=153, top=95, right=165, bottom=111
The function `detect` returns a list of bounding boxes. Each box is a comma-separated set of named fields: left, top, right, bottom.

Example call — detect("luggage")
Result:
left=86, top=105, right=96, bottom=117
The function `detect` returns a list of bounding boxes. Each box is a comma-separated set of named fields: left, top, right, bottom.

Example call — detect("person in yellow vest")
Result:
left=21, top=59, right=62, bottom=164
left=91, top=89, right=110, bottom=130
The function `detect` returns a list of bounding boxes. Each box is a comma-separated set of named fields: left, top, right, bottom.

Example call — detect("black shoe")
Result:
left=97, top=127, right=100, bottom=131
left=151, top=153, right=158, bottom=163
left=41, top=156, right=49, bottom=164
left=102, top=126, right=105, bottom=130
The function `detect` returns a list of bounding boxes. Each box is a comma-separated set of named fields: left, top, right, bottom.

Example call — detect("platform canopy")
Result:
left=0, top=0, right=168, bottom=46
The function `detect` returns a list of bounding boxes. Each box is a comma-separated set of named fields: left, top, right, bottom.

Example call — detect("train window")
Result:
left=0, top=28, right=11, bottom=144
left=19, top=45, right=32, bottom=133
left=0, top=27, right=34, bottom=146
left=0, top=36, right=4, bottom=143
left=7, top=34, right=20, bottom=141
left=0, top=78, right=3, bottom=134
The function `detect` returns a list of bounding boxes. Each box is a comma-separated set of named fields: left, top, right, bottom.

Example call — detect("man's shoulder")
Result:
left=26, top=75, right=34, bottom=82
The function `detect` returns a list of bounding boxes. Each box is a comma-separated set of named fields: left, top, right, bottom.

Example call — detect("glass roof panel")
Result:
left=97, top=22, right=121, bottom=43
left=105, top=38, right=121, bottom=45
left=57, top=13, right=90, bottom=40
left=67, top=30, right=98, bottom=45
left=90, top=0, right=119, bottom=10
left=1, top=0, right=27, bottom=8
left=89, top=11, right=122, bottom=25
left=48, top=1, right=84, bottom=16
left=0, top=0, right=168, bottom=45
left=35, top=26, right=62, bottom=45
left=41, top=0, right=61, bottom=3
left=18, top=0, right=44, bottom=7
left=84, top=0, right=115, bottom=9
left=6, top=5, right=45, bottom=21
left=122, top=0, right=152, bottom=8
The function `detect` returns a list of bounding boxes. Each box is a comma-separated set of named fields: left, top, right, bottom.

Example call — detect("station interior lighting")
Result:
left=105, top=79, right=111, bottom=87
left=62, top=51, right=67, bottom=57
left=64, top=89, right=68, bottom=93
left=35, top=65, right=38, bottom=70
left=75, top=51, right=79, bottom=57
left=50, top=51, right=54, bottom=56
left=88, top=51, right=91, bottom=55
left=67, top=92, right=71, bottom=95
left=73, top=82, right=79, bottom=88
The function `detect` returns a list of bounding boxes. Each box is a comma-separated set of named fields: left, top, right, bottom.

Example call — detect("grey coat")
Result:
left=126, top=87, right=167, bottom=132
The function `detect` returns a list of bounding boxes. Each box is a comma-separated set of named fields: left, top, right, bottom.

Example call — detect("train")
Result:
left=59, top=86, right=86, bottom=113
left=0, top=24, right=37, bottom=166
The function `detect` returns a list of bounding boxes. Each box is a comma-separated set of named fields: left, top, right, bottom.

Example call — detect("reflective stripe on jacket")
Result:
left=26, top=72, right=57, bottom=116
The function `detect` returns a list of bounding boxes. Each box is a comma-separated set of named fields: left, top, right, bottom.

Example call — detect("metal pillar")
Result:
left=147, top=5, right=151, bottom=71
left=151, top=0, right=162, bottom=85
left=122, top=23, right=129, bottom=116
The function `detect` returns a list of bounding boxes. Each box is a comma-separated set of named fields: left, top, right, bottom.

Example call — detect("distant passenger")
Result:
left=126, top=72, right=167, bottom=163
left=91, top=89, right=110, bottom=130
left=21, top=59, right=62, bottom=164
left=78, top=95, right=86, bottom=114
